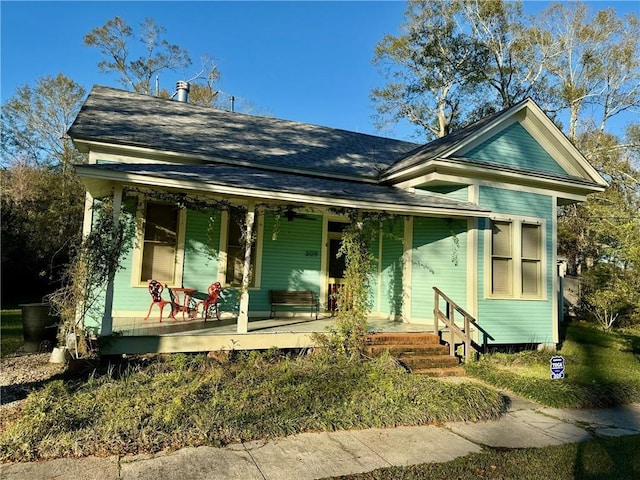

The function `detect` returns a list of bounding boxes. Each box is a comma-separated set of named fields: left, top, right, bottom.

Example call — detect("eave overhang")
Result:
left=388, top=157, right=607, bottom=200
left=75, top=163, right=491, bottom=219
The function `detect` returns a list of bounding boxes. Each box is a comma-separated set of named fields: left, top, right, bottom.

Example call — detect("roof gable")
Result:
left=381, top=98, right=608, bottom=191
left=463, top=122, right=567, bottom=176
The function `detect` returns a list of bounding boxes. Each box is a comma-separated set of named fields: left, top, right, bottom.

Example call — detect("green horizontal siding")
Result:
left=477, top=187, right=554, bottom=344
left=258, top=213, right=324, bottom=311
left=480, top=186, right=552, bottom=218
left=466, top=123, right=566, bottom=176
left=110, top=206, right=223, bottom=318
left=411, top=218, right=467, bottom=320
left=104, top=207, right=331, bottom=319
left=379, top=218, right=404, bottom=317
left=369, top=233, right=380, bottom=312
left=182, top=210, right=221, bottom=291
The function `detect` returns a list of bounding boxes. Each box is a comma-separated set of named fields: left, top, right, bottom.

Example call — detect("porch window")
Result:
left=141, top=202, right=180, bottom=284
left=489, top=219, right=545, bottom=299
left=223, top=210, right=262, bottom=287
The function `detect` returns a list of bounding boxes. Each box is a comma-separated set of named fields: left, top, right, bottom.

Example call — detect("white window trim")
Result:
left=484, top=214, right=547, bottom=300
left=217, top=210, right=264, bottom=289
left=131, top=199, right=186, bottom=288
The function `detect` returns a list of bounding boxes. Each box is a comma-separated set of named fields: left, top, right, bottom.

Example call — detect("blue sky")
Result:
left=1, top=1, right=638, bottom=142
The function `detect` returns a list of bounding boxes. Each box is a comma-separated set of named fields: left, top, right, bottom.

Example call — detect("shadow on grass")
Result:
left=569, top=323, right=639, bottom=407
left=567, top=322, right=640, bottom=479
left=558, top=317, right=570, bottom=349
left=1, top=376, right=67, bottom=405
left=0, top=355, right=132, bottom=407
left=619, top=331, right=640, bottom=356
left=573, top=434, right=640, bottom=480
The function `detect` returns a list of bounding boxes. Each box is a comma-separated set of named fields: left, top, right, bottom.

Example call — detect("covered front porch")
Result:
left=77, top=154, right=490, bottom=357
left=101, top=315, right=435, bottom=355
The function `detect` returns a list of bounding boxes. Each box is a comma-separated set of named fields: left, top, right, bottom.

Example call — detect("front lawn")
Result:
left=0, top=351, right=504, bottom=463
left=465, top=322, right=640, bottom=408
left=328, top=434, right=640, bottom=480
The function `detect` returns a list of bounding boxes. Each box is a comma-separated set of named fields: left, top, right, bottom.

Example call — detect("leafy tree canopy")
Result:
left=373, top=0, right=640, bottom=142
left=83, top=16, right=222, bottom=106
left=1, top=73, right=86, bottom=169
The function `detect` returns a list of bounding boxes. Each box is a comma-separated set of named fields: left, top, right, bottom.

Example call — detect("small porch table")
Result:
left=170, top=287, right=198, bottom=320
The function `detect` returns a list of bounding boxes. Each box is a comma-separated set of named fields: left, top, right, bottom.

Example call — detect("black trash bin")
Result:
left=19, top=303, right=59, bottom=352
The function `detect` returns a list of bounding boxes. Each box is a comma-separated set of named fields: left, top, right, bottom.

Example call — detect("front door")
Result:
left=327, top=221, right=348, bottom=312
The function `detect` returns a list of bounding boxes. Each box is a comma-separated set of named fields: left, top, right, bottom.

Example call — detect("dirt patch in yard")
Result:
left=0, top=352, right=67, bottom=427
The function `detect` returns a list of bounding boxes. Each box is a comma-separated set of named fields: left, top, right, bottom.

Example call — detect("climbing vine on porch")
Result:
left=49, top=197, right=134, bottom=358
left=315, top=209, right=401, bottom=360
left=446, top=219, right=461, bottom=267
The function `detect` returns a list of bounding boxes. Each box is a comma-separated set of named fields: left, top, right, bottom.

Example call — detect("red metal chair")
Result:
left=144, top=280, right=172, bottom=322
left=197, top=282, right=223, bottom=321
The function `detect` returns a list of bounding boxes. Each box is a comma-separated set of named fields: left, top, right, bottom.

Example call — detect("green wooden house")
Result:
left=68, top=85, right=606, bottom=356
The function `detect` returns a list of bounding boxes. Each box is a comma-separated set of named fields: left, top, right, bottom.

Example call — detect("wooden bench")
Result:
left=269, top=290, right=319, bottom=320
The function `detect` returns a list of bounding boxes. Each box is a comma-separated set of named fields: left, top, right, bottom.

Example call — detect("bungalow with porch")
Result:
left=67, top=84, right=606, bottom=357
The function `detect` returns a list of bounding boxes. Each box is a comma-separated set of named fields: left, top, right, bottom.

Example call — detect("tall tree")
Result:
left=535, top=3, right=640, bottom=140
left=1, top=74, right=87, bottom=304
left=1, top=18, right=228, bottom=304
left=373, top=1, right=639, bottom=142
left=371, top=0, right=551, bottom=139
left=372, top=0, right=487, bottom=140
left=83, top=17, right=193, bottom=95
left=84, top=16, right=227, bottom=106
left=1, top=74, right=86, bottom=169
left=461, top=0, right=549, bottom=115
left=559, top=127, right=640, bottom=327
left=594, top=13, right=640, bottom=133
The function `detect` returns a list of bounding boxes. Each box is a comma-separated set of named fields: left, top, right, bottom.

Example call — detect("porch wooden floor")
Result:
left=111, top=315, right=434, bottom=337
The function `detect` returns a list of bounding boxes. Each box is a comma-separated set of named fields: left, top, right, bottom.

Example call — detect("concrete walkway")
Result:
left=2, top=395, right=639, bottom=480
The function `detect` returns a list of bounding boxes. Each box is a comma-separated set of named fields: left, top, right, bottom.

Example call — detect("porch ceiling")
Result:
left=76, top=162, right=491, bottom=217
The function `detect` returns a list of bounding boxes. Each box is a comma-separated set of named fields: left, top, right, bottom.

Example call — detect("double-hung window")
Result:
left=521, top=223, right=542, bottom=296
left=221, top=209, right=263, bottom=288
left=491, top=221, right=513, bottom=296
left=136, top=201, right=185, bottom=286
left=488, top=218, right=544, bottom=299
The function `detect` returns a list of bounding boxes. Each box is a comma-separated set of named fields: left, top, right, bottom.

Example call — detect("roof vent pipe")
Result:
left=176, top=81, right=190, bottom=103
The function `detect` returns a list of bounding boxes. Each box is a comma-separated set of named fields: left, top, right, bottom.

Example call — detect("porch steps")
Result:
left=364, top=332, right=464, bottom=377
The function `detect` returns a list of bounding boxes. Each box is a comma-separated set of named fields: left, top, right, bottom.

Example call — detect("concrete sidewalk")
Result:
left=3, top=397, right=640, bottom=480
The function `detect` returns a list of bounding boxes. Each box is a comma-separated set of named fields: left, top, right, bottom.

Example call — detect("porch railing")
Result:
left=433, top=287, right=494, bottom=362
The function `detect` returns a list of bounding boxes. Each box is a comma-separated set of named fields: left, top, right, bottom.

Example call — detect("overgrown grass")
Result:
left=466, top=322, right=640, bottom=408
left=1, top=310, right=23, bottom=357
left=328, top=434, right=640, bottom=480
left=0, top=351, right=504, bottom=463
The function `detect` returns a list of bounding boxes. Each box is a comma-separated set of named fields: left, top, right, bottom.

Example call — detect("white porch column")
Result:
left=101, top=184, right=123, bottom=337
left=237, top=200, right=256, bottom=333
left=81, top=191, right=94, bottom=239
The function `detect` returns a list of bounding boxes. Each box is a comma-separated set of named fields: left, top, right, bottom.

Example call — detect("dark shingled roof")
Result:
left=69, top=85, right=419, bottom=180
left=78, top=162, right=489, bottom=215
left=380, top=100, right=528, bottom=179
